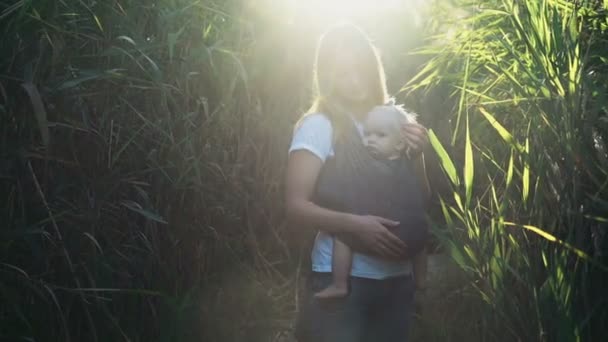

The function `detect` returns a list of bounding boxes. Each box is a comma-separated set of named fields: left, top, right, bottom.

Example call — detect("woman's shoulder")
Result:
left=296, top=112, right=333, bottom=132
left=290, top=113, right=334, bottom=161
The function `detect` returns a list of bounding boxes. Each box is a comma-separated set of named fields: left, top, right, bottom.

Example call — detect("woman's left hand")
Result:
left=401, top=122, right=429, bottom=156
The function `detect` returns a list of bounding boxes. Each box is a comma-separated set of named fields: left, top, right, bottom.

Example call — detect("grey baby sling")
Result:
left=313, top=120, right=428, bottom=258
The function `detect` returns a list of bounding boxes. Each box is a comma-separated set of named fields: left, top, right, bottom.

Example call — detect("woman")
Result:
left=285, top=23, right=429, bottom=342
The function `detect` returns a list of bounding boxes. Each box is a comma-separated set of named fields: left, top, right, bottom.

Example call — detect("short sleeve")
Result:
left=288, top=114, right=333, bottom=162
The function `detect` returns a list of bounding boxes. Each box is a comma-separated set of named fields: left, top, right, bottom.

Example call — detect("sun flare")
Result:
left=284, top=0, right=427, bottom=25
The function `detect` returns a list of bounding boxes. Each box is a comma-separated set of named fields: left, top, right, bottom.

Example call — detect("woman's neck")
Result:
left=342, top=102, right=370, bottom=121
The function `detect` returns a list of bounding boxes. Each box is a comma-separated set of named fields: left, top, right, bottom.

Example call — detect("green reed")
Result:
left=406, top=0, right=608, bottom=340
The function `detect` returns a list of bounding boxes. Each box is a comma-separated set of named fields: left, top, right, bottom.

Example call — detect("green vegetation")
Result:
left=1, top=1, right=292, bottom=340
left=1, top=0, right=607, bottom=341
left=406, top=0, right=608, bottom=340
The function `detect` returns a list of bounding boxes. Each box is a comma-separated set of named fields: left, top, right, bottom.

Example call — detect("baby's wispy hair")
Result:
left=372, top=98, right=418, bottom=125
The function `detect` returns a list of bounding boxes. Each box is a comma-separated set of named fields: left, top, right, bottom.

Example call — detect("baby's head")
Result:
left=363, top=104, right=417, bottom=160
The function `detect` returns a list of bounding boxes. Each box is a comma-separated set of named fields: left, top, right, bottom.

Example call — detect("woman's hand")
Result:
left=402, top=122, right=429, bottom=156
left=348, top=215, right=408, bottom=259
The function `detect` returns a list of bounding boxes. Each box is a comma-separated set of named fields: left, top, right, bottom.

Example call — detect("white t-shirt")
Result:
left=288, top=113, right=412, bottom=279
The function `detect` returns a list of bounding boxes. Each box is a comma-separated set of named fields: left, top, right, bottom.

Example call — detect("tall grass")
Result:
left=6, top=0, right=606, bottom=340
left=0, top=1, right=297, bottom=340
left=406, top=0, right=608, bottom=340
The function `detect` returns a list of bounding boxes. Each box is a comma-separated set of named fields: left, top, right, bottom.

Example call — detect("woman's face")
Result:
left=330, top=50, right=370, bottom=106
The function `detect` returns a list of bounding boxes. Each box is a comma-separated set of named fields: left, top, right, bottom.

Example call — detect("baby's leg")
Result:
left=314, top=238, right=352, bottom=299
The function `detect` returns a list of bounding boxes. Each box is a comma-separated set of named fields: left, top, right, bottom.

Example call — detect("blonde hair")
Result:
left=297, top=23, right=389, bottom=141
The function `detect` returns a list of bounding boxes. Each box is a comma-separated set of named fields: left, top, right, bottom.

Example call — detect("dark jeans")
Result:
left=294, top=272, right=415, bottom=342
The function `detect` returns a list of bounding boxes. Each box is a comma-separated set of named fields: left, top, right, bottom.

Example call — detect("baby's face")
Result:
left=363, top=109, right=404, bottom=159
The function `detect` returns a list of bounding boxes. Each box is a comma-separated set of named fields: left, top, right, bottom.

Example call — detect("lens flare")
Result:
left=282, top=0, right=426, bottom=25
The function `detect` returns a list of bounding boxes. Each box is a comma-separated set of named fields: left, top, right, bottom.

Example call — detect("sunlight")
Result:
left=285, top=0, right=427, bottom=25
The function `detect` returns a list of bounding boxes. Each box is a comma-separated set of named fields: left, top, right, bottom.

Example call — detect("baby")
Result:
left=314, top=104, right=429, bottom=299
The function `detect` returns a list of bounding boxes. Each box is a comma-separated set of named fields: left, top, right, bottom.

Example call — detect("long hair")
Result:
left=298, top=23, right=389, bottom=142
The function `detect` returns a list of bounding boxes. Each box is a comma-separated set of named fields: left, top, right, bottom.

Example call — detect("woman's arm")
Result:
left=412, top=152, right=431, bottom=205
left=413, top=247, right=428, bottom=290
left=285, top=149, right=408, bottom=258
left=285, top=150, right=360, bottom=234
left=408, top=128, right=430, bottom=288
left=402, top=119, right=431, bottom=202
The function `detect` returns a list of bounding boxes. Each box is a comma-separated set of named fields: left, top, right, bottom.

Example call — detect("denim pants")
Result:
left=294, top=272, right=415, bottom=342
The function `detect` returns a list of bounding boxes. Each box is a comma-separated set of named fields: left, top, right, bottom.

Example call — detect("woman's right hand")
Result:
left=401, top=122, right=429, bottom=156
left=349, top=215, right=408, bottom=259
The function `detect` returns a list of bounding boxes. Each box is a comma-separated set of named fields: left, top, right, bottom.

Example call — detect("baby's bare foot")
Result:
left=314, top=285, right=348, bottom=299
